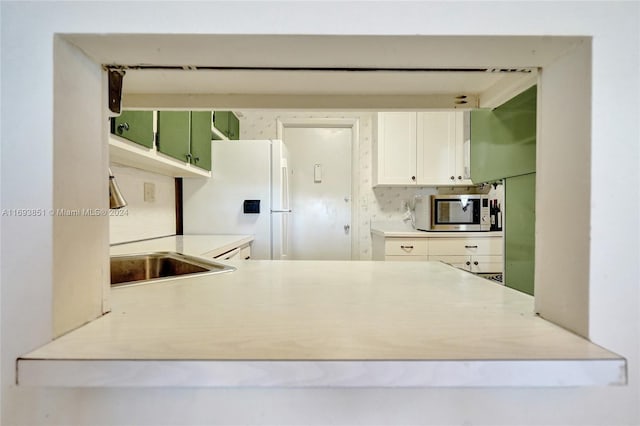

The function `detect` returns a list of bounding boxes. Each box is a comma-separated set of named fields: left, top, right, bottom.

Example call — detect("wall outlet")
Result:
left=143, top=182, right=156, bottom=202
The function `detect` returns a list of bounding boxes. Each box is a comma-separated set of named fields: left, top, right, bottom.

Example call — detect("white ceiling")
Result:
left=64, top=34, right=582, bottom=107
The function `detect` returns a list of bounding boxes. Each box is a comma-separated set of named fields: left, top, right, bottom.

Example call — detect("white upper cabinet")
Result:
left=373, top=111, right=471, bottom=186
left=373, top=112, right=418, bottom=185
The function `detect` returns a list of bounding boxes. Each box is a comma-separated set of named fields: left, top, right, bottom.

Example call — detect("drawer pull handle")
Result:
left=474, top=261, right=479, bottom=265
left=465, top=245, right=478, bottom=249
left=400, top=245, right=414, bottom=249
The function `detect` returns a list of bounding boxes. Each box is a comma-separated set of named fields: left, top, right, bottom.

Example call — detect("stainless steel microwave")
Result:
left=414, top=194, right=490, bottom=231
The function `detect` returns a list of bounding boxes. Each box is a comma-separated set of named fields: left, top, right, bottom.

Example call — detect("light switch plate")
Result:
left=144, top=182, right=155, bottom=202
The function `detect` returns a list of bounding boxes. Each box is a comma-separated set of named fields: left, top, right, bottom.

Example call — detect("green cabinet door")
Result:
left=212, top=111, right=229, bottom=140
left=157, top=111, right=191, bottom=162
left=212, top=111, right=240, bottom=140
left=470, top=85, right=537, bottom=183
left=190, top=111, right=212, bottom=171
left=228, top=113, right=239, bottom=140
left=504, top=173, right=536, bottom=296
left=111, top=110, right=154, bottom=148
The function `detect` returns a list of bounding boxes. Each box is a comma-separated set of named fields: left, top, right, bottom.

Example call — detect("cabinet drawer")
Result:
left=385, top=239, right=428, bottom=256
left=216, top=247, right=241, bottom=260
left=428, top=237, right=502, bottom=256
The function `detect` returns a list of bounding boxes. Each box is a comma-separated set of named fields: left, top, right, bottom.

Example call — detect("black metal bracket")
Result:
left=106, top=67, right=126, bottom=114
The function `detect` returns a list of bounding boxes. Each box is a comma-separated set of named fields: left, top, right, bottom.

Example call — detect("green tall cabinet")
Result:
left=504, top=173, right=536, bottom=295
left=471, top=86, right=537, bottom=295
left=111, top=110, right=154, bottom=148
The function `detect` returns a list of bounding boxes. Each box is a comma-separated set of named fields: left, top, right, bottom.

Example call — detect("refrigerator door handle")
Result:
left=271, top=209, right=292, bottom=213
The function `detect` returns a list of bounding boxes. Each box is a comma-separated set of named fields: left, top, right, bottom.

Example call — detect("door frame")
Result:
left=276, top=118, right=360, bottom=260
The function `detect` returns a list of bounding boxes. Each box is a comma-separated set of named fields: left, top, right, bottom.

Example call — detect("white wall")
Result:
left=51, top=38, right=109, bottom=337
left=1, top=2, right=638, bottom=425
left=534, top=41, right=591, bottom=335
left=109, top=165, right=176, bottom=244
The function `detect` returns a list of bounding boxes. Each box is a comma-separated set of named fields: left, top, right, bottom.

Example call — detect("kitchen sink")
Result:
left=110, top=251, right=236, bottom=287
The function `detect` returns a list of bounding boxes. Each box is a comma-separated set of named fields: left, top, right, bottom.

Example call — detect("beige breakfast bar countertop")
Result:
left=18, top=261, right=625, bottom=387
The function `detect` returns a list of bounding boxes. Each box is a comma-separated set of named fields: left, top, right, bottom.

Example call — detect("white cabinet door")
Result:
left=417, top=111, right=471, bottom=186
left=373, top=112, right=417, bottom=185
left=417, top=111, right=456, bottom=185
left=469, top=255, right=503, bottom=273
left=457, top=112, right=472, bottom=184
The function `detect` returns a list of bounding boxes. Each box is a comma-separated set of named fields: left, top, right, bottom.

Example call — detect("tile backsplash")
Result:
left=109, top=164, right=176, bottom=244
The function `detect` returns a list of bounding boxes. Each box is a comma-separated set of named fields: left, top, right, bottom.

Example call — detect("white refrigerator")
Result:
left=182, top=140, right=291, bottom=260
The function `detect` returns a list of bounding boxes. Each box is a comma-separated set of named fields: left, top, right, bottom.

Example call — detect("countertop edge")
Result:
left=17, top=358, right=626, bottom=388
left=110, top=234, right=254, bottom=258
left=370, top=228, right=504, bottom=238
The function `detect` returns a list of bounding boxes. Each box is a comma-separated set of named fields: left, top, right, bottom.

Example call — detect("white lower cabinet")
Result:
left=428, top=237, right=503, bottom=273
left=428, top=255, right=503, bottom=273
left=210, top=243, right=252, bottom=260
left=372, top=233, right=503, bottom=273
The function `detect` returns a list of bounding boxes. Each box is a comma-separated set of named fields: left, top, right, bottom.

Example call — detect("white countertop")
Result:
left=19, top=261, right=624, bottom=388
left=371, top=221, right=503, bottom=238
left=110, top=234, right=254, bottom=258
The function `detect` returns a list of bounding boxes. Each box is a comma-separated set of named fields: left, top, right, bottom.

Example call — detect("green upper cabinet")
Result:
left=111, top=110, right=154, bottom=148
left=212, top=111, right=240, bottom=140
left=470, top=85, right=537, bottom=183
left=190, top=111, right=212, bottom=171
left=157, top=111, right=212, bottom=171
left=228, top=113, right=239, bottom=140
left=157, top=111, right=191, bottom=162
left=212, top=111, right=228, bottom=140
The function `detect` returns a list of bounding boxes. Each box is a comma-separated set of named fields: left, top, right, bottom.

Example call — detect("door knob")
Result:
left=344, top=224, right=350, bottom=234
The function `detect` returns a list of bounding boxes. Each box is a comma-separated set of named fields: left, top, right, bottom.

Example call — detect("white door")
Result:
left=282, top=126, right=352, bottom=260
